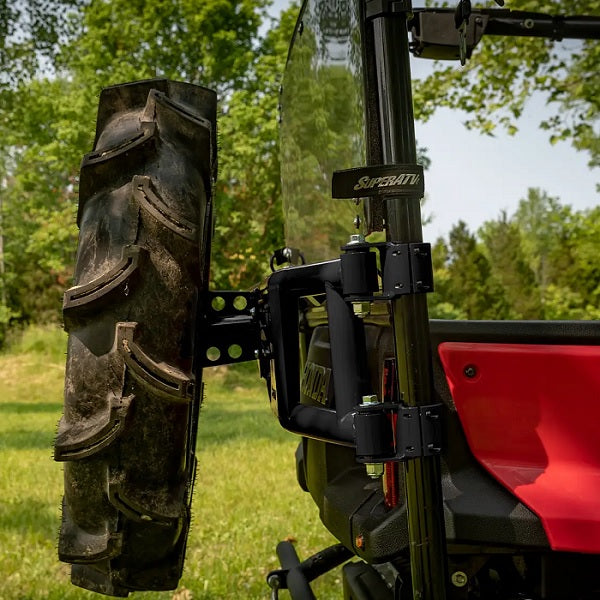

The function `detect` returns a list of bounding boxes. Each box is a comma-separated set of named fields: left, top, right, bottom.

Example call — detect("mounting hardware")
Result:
left=352, top=301, right=371, bottom=319
left=361, top=395, right=385, bottom=479
left=409, top=10, right=489, bottom=61
left=340, top=241, right=434, bottom=301
left=355, top=402, right=443, bottom=462
left=270, top=247, right=306, bottom=271
left=451, top=571, right=468, bottom=587
left=201, top=290, right=261, bottom=367
left=366, top=0, right=413, bottom=21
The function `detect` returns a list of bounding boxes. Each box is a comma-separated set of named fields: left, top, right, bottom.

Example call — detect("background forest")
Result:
left=0, top=0, right=598, bottom=347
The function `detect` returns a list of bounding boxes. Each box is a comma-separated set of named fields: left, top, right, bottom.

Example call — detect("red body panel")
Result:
left=439, top=342, right=600, bottom=553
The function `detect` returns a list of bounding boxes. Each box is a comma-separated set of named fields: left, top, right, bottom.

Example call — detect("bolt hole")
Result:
left=233, top=296, right=247, bottom=311
left=211, top=296, right=226, bottom=311
left=228, top=344, right=243, bottom=359
left=206, top=346, right=221, bottom=362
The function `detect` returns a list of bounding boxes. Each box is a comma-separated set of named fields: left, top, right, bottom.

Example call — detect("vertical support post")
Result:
left=369, top=4, right=448, bottom=599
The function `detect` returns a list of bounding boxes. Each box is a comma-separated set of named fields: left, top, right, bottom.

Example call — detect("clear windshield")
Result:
left=280, top=0, right=366, bottom=263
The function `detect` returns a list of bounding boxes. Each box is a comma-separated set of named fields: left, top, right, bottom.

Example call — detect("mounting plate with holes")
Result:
left=201, top=291, right=262, bottom=367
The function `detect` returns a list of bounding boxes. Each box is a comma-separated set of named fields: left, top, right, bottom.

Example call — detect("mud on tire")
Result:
left=54, top=79, right=216, bottom=596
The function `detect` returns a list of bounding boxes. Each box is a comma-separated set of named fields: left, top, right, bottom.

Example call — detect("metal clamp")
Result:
left=366, top=0, right=413, bottom=20
left=354, top=402, right=442, bottom=462
left=340, top=240, right=434, bottom=301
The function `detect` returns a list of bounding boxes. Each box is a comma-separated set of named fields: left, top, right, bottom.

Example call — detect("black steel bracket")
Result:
left=365, top=0, right=412, bottom=21
left=200, top=290, right=261, bottom=367
left=354, top=402, right=442, bottom=462
left=341, top=240, right=434, bottom=300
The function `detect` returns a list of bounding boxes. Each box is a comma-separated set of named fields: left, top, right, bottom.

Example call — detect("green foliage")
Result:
left=0, top=0, right=290, bottom=331
left=414, top=0, right=600, bottom=166
left=430, top=188, right=600, bottom=320
left=212, top=4, right=298, bottom=288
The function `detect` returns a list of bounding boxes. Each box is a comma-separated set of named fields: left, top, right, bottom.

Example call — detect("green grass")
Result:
left=0, top=326, right=342, bottom=600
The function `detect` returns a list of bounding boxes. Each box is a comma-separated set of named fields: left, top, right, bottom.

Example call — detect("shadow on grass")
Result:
left=197, top=404, right=292, bottom=447
left=0, top=402, right=62, bottom=414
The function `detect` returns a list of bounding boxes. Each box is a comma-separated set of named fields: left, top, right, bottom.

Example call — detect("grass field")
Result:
left=0, top=326, right=342, bottom=600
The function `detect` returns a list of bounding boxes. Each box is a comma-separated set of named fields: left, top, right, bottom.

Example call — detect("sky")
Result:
left=267, top=0, right=599, bottom=241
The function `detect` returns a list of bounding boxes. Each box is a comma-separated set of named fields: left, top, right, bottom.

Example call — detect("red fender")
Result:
left=439, top=342, right=600, bottom=553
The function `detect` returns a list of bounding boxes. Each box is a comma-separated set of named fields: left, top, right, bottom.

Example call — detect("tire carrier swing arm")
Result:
left=200, top=3, right=447, bottom=599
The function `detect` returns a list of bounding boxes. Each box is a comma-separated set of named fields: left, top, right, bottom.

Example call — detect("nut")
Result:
left=352, top=301, right=370, bottom=319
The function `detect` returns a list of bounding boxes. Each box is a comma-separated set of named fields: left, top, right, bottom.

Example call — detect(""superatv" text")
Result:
left=353, top=173, right=421, bottom=191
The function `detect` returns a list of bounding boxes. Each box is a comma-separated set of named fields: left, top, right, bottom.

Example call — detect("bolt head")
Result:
left=463, top=365, right=477, bottom=378
left=348, top=233, right=365, bottom=245
left=451, top=571, right=468, bottom=587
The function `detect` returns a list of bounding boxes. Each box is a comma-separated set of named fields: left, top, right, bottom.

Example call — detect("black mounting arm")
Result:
left=409, top=9, right=600, bottom=61
left=199, top=241, right=440, bottom=462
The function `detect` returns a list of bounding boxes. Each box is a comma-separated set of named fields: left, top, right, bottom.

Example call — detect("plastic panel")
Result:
left=439, top=342, right=600, bottom=553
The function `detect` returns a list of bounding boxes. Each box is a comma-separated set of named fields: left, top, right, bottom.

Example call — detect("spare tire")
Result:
left=54, top=79, right=216, bottom=597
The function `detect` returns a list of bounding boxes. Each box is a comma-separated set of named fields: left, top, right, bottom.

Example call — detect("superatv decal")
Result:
left=332, top=164, right=424, bottom=199
left=353, top=173, right=421, bottom=190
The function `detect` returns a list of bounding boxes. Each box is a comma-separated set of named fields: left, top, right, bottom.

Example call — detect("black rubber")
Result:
left=54, top=79, right=216, bottom=596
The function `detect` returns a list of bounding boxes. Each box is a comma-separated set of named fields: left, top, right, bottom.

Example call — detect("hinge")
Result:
left=354, top=402, right=442, bottom=462
left=341, top=240, right=434, bottom=300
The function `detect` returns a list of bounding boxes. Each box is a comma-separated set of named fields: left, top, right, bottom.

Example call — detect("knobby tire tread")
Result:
left=54, top=79, right=216, bottom=597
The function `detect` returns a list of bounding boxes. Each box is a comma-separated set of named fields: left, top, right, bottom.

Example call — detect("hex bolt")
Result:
left=361, top=394, right=384, bottom=479
left=451, top=571, right=468, bottom=588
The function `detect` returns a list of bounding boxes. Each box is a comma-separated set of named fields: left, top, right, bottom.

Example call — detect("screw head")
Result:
left=463, top=365, right=477, bottom=378
left=451, top=571, right=468, bottom=588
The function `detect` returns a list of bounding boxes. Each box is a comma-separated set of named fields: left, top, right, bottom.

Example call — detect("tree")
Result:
left=211, top=4, right=298, bottom=288
left=0, top=0, right=284, bottom=333
left=414, top=0, right=600, bottom=166
left=479, top=211, right=541, bottom=319
left=442, top=220, right=509, bottom=319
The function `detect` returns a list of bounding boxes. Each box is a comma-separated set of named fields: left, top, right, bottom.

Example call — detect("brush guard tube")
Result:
left=267, top=542, right=353, bottom=600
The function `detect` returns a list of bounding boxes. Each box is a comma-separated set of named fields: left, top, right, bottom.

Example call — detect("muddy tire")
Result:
left=54, top=79, right=216, bottom=596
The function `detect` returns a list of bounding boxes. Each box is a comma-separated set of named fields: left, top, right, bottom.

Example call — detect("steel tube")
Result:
left=370, top=6, right=448, bottom=600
